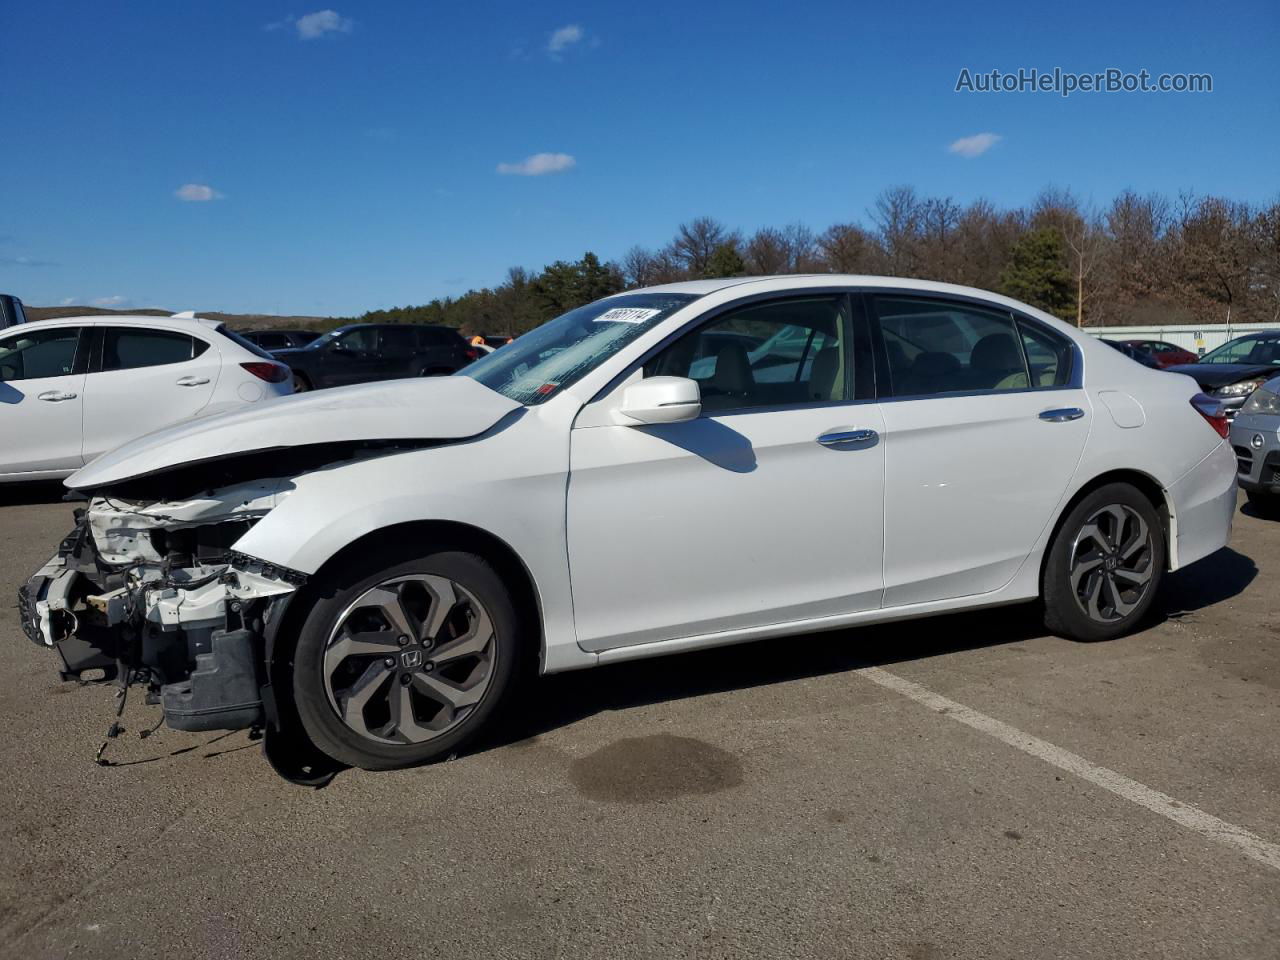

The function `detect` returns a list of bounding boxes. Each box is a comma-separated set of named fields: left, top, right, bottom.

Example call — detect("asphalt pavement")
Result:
left=1, top=483, right=1277, bottom=960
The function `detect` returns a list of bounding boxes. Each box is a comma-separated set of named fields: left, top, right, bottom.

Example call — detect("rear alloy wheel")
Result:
left=292, top=373, right=311, bottom=393
left=292, top=549, right=523, bottom=769
left=1043, top=484, right=1165, bottom=641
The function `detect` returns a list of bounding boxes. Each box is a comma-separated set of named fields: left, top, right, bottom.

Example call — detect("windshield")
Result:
left=462, top=293, right=699, bottom=404
left=1200, top=334, right=1280, bottom=366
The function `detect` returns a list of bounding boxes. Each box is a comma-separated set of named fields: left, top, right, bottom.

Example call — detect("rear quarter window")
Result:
left=101, top=328, right=209, bottom=371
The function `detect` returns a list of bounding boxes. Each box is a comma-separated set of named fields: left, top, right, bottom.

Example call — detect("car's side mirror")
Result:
left=617, top=376, right=702, bottom=425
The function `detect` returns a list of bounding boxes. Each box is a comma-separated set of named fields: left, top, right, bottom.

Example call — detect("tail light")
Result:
left=1190, top=392, right=1230, bottom=439
left=240, top=361, right=290, bottom=384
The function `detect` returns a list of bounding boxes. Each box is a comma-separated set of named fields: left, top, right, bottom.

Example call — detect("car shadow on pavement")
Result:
left=491, top=549, right=1260, bottom=754
left=491, top=603, right=1049, bottom=752
left=0, top=481, right=69, bottom=507
left=1157, top=547, right=1257, bottom=621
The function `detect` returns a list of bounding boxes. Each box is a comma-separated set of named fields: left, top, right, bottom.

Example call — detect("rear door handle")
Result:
left=37, top=391, right=77, bottom=402
left=175, top=376, right=210, bottom=387
left=1039, top=407, right=1085, bottom=422
left=817, top=429, right=879, bottom=447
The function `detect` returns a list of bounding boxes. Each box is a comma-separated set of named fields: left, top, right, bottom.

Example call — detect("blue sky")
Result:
left=1, top=0, right=1276, bottom=316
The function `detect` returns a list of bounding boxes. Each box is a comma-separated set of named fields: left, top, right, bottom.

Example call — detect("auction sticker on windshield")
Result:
left=593, top=307, right=663, bottom=324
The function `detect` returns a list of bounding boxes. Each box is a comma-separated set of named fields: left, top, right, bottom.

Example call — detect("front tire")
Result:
left=292, top=373, right=312, bottom=393
left=1042, top=483, right=1165, bottom=642
left=292, top=547, right=524, bottom=770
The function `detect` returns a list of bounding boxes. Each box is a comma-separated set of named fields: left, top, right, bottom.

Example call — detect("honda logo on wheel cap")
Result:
left=400, top=649, right=423, bottom=669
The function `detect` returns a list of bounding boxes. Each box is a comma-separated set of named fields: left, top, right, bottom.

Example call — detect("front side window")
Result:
left=331, top=328, right=379, bottom=353
left=1201, top=335, right=1280, bottom=367
left=874, top=296, right=1030, bottom=397
left=644, top=296, right=859, bottom=413
left=0, top=327, right=81, bottom=381
left=101, top=328, right=208, bottom=371
left=463, top=293, right=698, bottom=405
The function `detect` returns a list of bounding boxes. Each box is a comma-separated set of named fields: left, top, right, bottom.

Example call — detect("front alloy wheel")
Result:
left=292, top=548, right=523, bottom=770
left=322, top=575, right=496, bottom=745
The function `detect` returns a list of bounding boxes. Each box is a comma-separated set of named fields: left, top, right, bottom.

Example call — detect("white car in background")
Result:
left=0, top=315, right=291, bottom=482
left=20, top=277, right=1236, bottom=782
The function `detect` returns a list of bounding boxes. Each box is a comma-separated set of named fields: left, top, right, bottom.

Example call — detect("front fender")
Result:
left=232, top=437, right=592, bottom=673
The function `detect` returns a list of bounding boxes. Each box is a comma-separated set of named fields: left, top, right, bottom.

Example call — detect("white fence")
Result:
left=1086, top=322, right=1277, bottom=356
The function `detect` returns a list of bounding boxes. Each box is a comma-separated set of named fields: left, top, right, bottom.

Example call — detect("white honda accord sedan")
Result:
left=21, top=277, right=1236, bottom=780
left=0, top=315, right=292, bottom=482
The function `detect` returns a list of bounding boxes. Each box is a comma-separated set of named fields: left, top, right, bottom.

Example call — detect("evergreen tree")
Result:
left=705, top=242, right=746, bottom=278
left=998, top=228, right=1075, bottom=320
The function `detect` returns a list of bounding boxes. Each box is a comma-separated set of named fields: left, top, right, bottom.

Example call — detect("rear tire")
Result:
left=1042, top=483, right=1165, bottom=642
left=292, top=373, right=312, bottom=393
left=291, top=546, right=525, bottom=770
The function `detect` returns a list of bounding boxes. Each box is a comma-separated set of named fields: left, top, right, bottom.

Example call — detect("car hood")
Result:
left=1164, top=363, right=1276, bottom=387
left=66, top=375, right=521, bottom=489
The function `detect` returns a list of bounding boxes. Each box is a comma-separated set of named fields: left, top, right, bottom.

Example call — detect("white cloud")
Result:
left=948, top=132, right=1002, bottom=158
left=92, top=295, right=129, bottom=308
left=0, top=254, right=56, bottom=267
left=174, top=183, right=223, bottom=202
left=496, top=152, right=577, bottom=176
left=59, top=297, right=75, bottom=306
left=295, top=10, right=353, bottom=39
left=547, top=24, right=583, bottom=57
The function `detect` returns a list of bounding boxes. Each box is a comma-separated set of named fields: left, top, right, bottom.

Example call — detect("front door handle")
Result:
left=37, top=391, right=78, bottom=402
left=817, top=429, right=879, bottom=447
left=175, top=376, right=210, bottom=387
left=1039, top=407, right=1085, bottom=422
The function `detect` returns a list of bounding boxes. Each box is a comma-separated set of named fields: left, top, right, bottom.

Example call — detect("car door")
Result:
left=0, top=325, right=89, bottom=476
left=323, top=327, right=384, bottom=386
left=566, top=293, right=885, bottom=651
left=80, top=325, right=221, bottom=463
left=869, top=292, right=1090, bottom=606
left=377, top=326, right=421, bottom=378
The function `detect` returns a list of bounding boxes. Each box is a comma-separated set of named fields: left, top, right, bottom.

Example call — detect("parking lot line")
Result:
left=855, top=665, right=1280, bottom=873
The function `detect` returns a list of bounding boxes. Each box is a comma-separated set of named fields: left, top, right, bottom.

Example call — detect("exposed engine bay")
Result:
left=19, top=479, right=305, bottom=742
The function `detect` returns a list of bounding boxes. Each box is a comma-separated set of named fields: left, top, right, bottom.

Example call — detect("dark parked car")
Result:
left=274, top=323, right=475, bottom=392
left=1100, top=338, right=1161, bottom=369
left=1167, top=331, right=1280, bottom=419
left=239, top=329, right=322, bottom=351
left=1121, top=339, right=1198, bottom=368
left=0, top=294, right=27, bottom=330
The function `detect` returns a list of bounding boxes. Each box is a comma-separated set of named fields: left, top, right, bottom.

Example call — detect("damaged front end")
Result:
left=19, top=479, right=304, bottom=736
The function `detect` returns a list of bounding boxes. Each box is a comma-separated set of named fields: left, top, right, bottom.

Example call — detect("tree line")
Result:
left=350, top=187, right=1280, bottom=335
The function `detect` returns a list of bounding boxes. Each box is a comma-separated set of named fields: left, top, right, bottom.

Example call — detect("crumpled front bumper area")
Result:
left=20, top=491, right=304, bottom=735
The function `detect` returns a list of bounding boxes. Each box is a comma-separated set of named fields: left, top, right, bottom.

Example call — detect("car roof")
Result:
left=621, top=274, right=1067, bottom=304
left=8, top=314, right=226, bottom=334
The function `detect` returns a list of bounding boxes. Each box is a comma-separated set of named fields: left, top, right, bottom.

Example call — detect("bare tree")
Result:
left=872, top=186, right=924, bottom=276
left=818, top=223, right=880, bottom=273
left=744, top=227, right=789, bottom=275
left=670, top=217, right=737, bottom=278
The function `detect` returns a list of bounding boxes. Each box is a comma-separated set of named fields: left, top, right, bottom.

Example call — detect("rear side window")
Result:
left=874, top=296, right=1029, bottom=397
left=1018, top=321, right=1073, bottom=387
left=0, top=327, right=82, bottom=381
left=380, top=326, right=419, bottom=352
left=102, top=328, right=208, bottom=371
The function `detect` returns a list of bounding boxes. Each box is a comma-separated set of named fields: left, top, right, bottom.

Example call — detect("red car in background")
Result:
left=1122, top=339, right=1198, bottom=368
